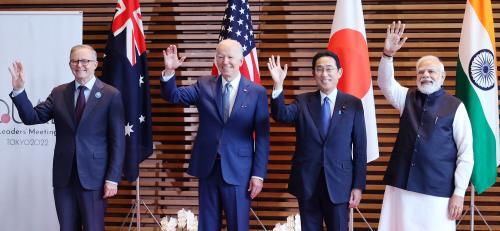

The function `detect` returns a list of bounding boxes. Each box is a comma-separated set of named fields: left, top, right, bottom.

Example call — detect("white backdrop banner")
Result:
left=0, top=11, right=82, bottom=231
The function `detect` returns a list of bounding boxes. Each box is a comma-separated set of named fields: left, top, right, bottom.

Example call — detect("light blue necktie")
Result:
left=321, top=97, right=331, bottom=137
left=222, top=83, right=232, bottom=122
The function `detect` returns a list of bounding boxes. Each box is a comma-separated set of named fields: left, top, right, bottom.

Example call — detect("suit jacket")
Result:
left=271, top=90, right=367, bottom=203
left=161, top=75, right=270, bottom=185
left=11, top=78, right=125, bottom=190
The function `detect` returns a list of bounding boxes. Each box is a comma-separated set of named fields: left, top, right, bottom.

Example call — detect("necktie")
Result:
left=321, top=97, right=331, bottom=137
left=75, top=86, right=86, bottom=124
left=222, top=83, right=232, bottom=122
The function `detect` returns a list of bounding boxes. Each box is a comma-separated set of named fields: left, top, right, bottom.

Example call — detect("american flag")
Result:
left=212, top=0, right=261, bottom=83
left=101, top=0, right=153, bottom=182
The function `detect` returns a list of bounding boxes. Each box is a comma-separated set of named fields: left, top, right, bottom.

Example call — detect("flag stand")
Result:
left=120, top=177, right=161, bottom=231
left=349, top=207, right=373, bottom=231
left=251, top=208, right=267, bottom=231
left=456, top=185, right=492, bottom=231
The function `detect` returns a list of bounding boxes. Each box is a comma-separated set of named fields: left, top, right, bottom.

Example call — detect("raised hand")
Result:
left=267, top=55, right=288, bottom=89
left=8, top=61, right=26, bottom=91
left=384, top=21, right=408, bottom=57
left=162, top=45, right=186, bottom=75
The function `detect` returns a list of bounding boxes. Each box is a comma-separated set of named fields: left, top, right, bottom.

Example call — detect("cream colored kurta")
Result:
left=377, top=56, right=474, bottom=231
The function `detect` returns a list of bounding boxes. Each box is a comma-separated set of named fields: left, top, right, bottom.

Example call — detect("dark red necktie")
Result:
left=75, top=86, right=86, bottom=124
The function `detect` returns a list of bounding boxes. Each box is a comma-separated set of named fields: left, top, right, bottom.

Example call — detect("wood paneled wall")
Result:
left=1, top=0, right=499, bottom=230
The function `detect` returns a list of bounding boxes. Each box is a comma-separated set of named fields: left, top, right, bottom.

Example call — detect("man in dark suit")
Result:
left=267, top=51, right=367, bottom=230
left=8, top=44, right=125, bottom=231
left=160, top=39, right=270, bottom=231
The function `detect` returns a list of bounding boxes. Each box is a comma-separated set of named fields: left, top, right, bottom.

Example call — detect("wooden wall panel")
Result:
left=1, top=0, right=500, bottom=230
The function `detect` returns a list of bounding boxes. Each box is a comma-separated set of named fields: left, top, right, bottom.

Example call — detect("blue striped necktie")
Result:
left=321, top=97, right=331, bottom=137
left=222, top=83, right=232, bottom=122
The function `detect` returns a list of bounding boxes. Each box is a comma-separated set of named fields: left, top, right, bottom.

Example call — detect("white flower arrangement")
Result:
left=160, top=208, right=198, bottom=231
left=160, top=216, right=177, bottom=231
left=273, top=214, right=301, bottom=231
left=177, top=208, right=187, bottom=229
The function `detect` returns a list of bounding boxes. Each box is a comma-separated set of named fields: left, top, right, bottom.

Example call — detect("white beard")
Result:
left=417, top=78, right=443, bottom=95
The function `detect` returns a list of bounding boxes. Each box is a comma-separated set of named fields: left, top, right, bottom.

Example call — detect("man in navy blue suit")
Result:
left=8, top=45, right=125, bottom=231
left=160, top=39, right=270, bottom=231
left=267, top=51, right=367, bottom=231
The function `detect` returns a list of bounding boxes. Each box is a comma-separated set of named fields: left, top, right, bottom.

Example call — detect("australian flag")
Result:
left=101, top=0, right=153, bottom=182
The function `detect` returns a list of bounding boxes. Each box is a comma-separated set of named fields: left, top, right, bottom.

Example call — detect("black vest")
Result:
left=384, top=88, right=461, bottom=197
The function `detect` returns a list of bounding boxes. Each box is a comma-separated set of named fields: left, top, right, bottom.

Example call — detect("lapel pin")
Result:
left=95, top=92, right=102, bottom=99
left=243, top=88, right=248, bottom=92
left=339, top=105, right=347, bottom=115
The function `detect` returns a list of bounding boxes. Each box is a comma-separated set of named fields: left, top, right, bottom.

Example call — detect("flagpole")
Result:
left=136, top=176, right=141, bottom=231
left=458, top=184, right=492, bottom=231
left=349, top=208, right=353, bottom=231
left=470, top=185, right=475, bottom=231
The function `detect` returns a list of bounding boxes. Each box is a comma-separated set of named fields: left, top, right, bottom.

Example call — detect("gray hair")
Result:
left=70, top=44, right=97, bottom=60
left=416, top=55, right=445, bottom=76
left=217, top=39, right=243, bottom=58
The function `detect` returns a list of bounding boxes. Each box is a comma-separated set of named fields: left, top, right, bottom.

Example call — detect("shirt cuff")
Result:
left=11, top=88, right=25, bottom=97
left=453, top=186, right=467, bottom=197
left=161, top=70, right=175, bottom=82
left=251, top=176, right=264, bottom=182
left=271, top=87, right=283, bottom=99
left=105, top=180, right=118, bottom=186
left=381, top=55, right=393, bottom=61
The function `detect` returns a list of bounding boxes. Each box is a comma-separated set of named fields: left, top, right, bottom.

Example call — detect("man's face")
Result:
left=214, top=41, right=244, bottom=81
left=416, top=58, right=445, bottom=94
left=313, top=56, right=342, bottom=95
left=69, top=47, right=97, bottom=84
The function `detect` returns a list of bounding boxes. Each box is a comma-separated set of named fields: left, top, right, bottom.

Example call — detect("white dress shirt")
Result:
left=272, top=86, right=338, bottom=117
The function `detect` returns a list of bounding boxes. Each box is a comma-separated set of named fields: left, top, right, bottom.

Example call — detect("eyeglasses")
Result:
left=314, top=66, right=338, bottom=74
left=69, top=59, right=96, bottom=66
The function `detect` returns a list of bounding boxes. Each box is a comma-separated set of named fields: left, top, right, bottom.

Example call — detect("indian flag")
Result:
left=328, top=0, right=379, bottom=162
left=456, top=0, right=499, bottom=194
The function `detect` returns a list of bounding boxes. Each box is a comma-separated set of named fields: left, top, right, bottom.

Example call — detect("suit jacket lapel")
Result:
left=64, top=82, right=76, bottom=130
left=307, top=91, right=325, bottom=140
left=326, top=91, right=345, bottom=139
left=228, top=77, right=250, bottom=122
left=78, top=78, right=104, bottom=127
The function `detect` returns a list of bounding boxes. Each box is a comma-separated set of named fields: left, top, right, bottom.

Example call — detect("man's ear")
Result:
left=239, top=58, right=244, bottom=67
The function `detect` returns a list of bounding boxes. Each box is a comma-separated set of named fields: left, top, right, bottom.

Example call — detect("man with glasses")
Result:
left=377, top=21, right=474, bottom=230
left=267, top=50, right=367, bottom=230
left=8, top=44, right=125, bottom=231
